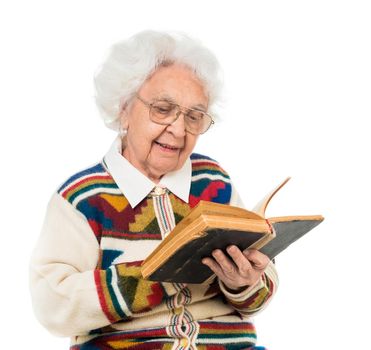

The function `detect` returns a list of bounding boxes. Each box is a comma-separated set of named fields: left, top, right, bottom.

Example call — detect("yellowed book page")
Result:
left=252, top=177, right=291, bottom=217
left=196, top=201, right=264, bottom=220
left=267, top=215, right=324, bottom=224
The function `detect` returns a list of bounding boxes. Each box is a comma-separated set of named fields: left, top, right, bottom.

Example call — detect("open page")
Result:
left=252, top=177, right=291, bottom=217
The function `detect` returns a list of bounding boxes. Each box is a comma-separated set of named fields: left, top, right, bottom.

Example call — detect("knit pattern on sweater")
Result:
left=58, top=154, right=232, bottom=243
left=56, top=154, right=273, bottom=350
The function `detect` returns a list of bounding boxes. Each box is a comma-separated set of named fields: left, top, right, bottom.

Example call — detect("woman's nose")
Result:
left=166, top=111, right=186, bottom=137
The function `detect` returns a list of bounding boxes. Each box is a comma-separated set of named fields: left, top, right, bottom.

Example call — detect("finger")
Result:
left=243, top=249, right=270, bottom=270
left=211, top=249, right=237, bottom=276
left=202, top=257, right=223, bottom=276
left=226, top=245, right=253, bottom=275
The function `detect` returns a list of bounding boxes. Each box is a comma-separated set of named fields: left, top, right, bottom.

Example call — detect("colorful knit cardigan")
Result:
left=30, top=153, right=278, bottom=350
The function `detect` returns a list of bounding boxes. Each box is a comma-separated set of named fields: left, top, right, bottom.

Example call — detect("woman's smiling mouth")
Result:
left=154, top=141, right=182, bottom=152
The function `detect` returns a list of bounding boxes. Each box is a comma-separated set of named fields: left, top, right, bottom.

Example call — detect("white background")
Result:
left=1, top=1, right=370, bottom=349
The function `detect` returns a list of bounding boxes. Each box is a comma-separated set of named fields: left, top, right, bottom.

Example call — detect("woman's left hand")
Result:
left=202, top=246, right=270, bottom=292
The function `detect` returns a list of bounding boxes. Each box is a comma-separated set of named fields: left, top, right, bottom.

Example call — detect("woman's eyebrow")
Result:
left=155, top=94, right=207, bottom=111
left=154, top=94, right=176, bottom=103
left=191, top=104, right=207, bottom=111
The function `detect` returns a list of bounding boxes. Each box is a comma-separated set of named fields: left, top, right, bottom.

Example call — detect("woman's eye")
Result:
left=153, top=104, right=174, bottom=114
left=187, top=112, right=203, bottom=122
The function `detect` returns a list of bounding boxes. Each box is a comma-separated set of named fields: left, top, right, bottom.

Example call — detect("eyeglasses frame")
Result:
left=135, top=94, right=214, bottom=135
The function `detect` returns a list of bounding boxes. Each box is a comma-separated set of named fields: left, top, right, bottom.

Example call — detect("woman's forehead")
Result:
left=139, top=64, right=209, bottom=106
left=151, top=93, right=208, bottom=111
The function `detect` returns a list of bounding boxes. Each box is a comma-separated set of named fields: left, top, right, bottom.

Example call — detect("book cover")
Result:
left=141, top=178, right=324, bottom=283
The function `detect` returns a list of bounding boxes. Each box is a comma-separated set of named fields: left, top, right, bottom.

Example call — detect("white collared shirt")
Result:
left=103, top=135, right=192, bottom=208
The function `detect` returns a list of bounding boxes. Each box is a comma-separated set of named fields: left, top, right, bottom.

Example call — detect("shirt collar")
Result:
left=103, top=135, right=192, bottom=208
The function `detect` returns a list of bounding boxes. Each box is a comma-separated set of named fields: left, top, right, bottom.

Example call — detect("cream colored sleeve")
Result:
left=29, top=193, right=109, bottom=337
left=218, top=261, right=279, bottom=317
left=30, top=193, right=180, bottom=337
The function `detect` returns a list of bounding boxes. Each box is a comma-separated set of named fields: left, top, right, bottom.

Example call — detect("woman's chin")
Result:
left=148, top=158, right=183, bottom=179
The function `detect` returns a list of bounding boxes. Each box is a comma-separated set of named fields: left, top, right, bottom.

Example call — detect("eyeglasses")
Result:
left=135, top=95, right=214, bottom=135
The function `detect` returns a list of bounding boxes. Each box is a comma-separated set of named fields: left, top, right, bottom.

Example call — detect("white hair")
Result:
left=94, top=30, right=223, bottom=131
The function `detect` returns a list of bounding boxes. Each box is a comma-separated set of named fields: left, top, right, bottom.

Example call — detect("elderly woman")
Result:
left=30, top=31, right=278, bottom=350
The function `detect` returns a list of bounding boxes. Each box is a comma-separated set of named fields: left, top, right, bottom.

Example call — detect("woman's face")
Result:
left=121, top=64, right=209, bottom=182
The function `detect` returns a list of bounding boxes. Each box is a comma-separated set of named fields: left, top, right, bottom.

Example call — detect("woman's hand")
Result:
left=202, top=246, right=270, bottom=292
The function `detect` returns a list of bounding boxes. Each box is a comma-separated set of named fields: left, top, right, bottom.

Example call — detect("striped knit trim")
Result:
left=71, top=327, right=173, bottom=350
left=71, top=322, right=258, bottom=350
left=71, top=185, right=120, bottom=208
left=192, top=172, right=231, bottom=183
left=165, top=285, right=197, bottom=349
left=191, top=160, right=229, bottom=174
left=58, top=162, right=106, bottom=190
left=153, top=194, right=176, bottom=239
left=191, top=155, right=230, bottom=177
left=94, top=267, right=132, bottom=323
left=182, top=308, right=199, bottom=349
left=190, top=155, right=231, bottom=191
left=100, top=230, right=162, bottom=240
left=196, top=321, right=257, bottom=345
left=58, top=161, right=119, bottom=208
left=171, top=282, right=188, bottom=294
left=227, top=274, right=275, bottom=314
left=190, top=153, right=217, bottom=162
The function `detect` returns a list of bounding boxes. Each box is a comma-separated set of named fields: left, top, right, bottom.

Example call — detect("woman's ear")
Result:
left=119, top=103, right=129, bottom=130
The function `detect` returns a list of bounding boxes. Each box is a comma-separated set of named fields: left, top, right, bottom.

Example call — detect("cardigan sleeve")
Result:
left=215, top=183, right=279, bottom=317
left=29, top=193, right=180, bottom=337
left=218, top=261, right=278, bottom=316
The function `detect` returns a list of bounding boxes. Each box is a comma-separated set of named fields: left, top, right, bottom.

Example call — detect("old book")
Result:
left=141, top=178, right=324, bottom=283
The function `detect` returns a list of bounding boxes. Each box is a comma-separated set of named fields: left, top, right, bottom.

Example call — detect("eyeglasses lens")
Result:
left=150, top=101, right=211, bottom=135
